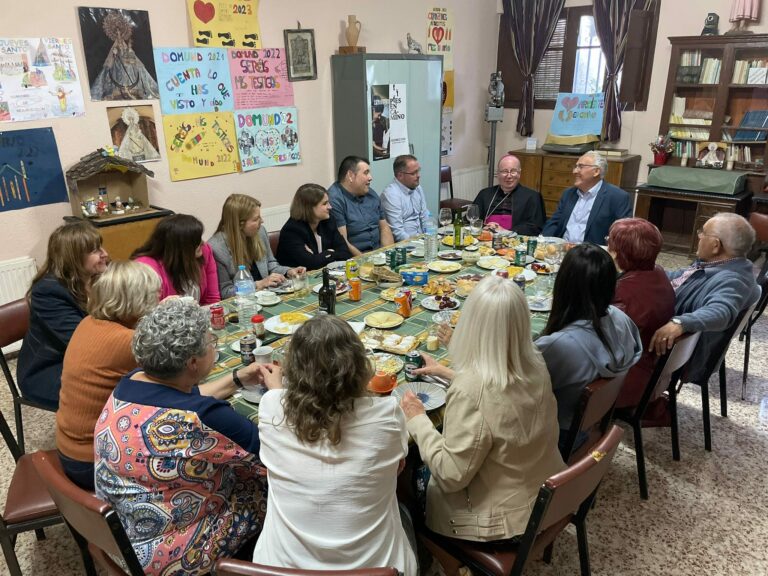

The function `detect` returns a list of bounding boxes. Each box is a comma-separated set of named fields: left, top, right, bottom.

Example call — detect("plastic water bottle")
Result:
left=234, top=265, right=256, bottom=320
left=424, top=213, right=439, bottom=262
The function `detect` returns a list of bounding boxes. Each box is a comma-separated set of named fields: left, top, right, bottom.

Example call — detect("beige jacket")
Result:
left=407, top=369, right=564, bottom=541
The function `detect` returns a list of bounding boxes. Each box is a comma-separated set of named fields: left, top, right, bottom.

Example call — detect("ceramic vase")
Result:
left=346, top=15, right=361, bottom=47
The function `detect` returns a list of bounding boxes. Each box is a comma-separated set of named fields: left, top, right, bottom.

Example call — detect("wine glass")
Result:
left=438, top=208, right=452, bottom=231
left=465, top=204, right=481, bottom=235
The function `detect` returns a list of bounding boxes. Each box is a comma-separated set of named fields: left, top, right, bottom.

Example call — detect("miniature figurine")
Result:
left=406, top=33, right=422, bottom=54
left=701, top=13, right=719, bottom=36
left=727, top=0, right=760, bottom=34
left=111, top=195, right=125, bottom=214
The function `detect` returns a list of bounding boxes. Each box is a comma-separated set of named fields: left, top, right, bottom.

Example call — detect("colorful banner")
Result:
left=187, top=0, right=262, bottom=48
left=0, top=127, right=68, bottom=211
left=0, top=38, right=85, bottom=123
left=426, top=7, right=453, bottom=70
left=154, top=48, right=234, bottom=115
left=229, top=47, right=293, bottom=109
left=550, top=93, right=605, bottom=136
left=235, top=107, right=300, bottom=171
left=162, top=112, right=240, bottom=181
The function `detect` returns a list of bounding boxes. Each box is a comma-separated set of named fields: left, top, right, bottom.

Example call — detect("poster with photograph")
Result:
left=162, top=111, right=240, bottom=181
left=154, top=48, right=234, bottom=115
left=426, top=7, right=453, bottom=70
left=371, top=85, right=390, bottom=161
left=388, top=84, right=409, bottom=158
left=441, top=110, right=453, bottom=157
left=187, top=0, right=262, bottom=48
left=235, top=107, right=300, bottom=171
left=0, top=38, right=85, bottom=123
left=0, top=127, right=68, bottom=211
left=228, top=47, right=293, bottom=109
left=107, top=105, right=161, bottom=163
left=78, top=7, right=159, bottom=101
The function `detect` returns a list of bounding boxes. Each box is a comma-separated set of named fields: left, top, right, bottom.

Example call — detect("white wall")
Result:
left=0, top=0, right=500, bottom=263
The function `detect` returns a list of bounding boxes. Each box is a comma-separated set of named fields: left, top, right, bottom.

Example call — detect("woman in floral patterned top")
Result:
left=94, top=298, right=277, bottom=576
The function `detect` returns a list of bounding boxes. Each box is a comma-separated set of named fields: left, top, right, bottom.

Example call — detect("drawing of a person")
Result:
left=117, top=107, right=160, bottom=162
left=50, top=85, right=72, bottom=112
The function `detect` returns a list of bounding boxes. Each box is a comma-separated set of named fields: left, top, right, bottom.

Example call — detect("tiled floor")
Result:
left=2, top=253, right=768, bottom=575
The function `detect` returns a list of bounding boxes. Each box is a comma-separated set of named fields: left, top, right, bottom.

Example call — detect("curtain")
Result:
left=503, top=0, right=565, bottom=137
left=593, top=0, right=647, bottom=141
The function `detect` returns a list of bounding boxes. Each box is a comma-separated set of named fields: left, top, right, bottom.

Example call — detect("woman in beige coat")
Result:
left=401, top=275, right=564, bottom=541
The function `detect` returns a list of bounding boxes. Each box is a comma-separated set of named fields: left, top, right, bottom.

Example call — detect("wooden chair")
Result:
left=739, top=272, right=768, bottom=399
left=613, top=333, right=700, bottom=499
left=438, top=166, right=473, bottom=212
left=30, top=450, right=143, bottom=576
left=0, top=298, right=50, bottom=454
left=268, top=230, right=281, bottom=256
left=419, top=425, right=624, bottom=576
left=0, top=407, right=62, bottom=576
left=216, top=560, right=400, bottom=576
left=559, top=374, right=626, bottom=464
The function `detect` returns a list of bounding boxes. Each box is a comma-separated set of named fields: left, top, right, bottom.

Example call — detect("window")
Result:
left=497, top=4, right=658, bottom=111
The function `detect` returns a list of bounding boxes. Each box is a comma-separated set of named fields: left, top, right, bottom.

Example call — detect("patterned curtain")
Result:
left=593, top=0, right=647, bottom=141
left=502, top=0, right=565, bottom=137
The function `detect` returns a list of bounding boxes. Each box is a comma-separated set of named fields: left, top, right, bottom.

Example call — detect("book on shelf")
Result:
left=698, top=58, right=721, bottom=83
left=747, top=67, right=768, bottom=85
left=597, top=147, right=628, bottom=157
left=734, top=110, right=768, bottom=141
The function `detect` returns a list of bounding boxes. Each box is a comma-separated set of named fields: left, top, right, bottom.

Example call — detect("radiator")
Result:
left=0, top=256, right=37, bottom=354
left=442, top=166, right=487, bottom=201
left=261, top=204, right=291, bottom=233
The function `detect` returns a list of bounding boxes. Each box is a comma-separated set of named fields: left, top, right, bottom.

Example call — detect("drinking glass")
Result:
left=466, top=204, right=481, bottom=235
left=438, top=208, right=452, bottom=230
left=293, top=270, right=309, bottom=297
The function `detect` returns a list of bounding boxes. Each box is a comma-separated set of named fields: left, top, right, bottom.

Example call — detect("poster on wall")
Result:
left=154, top=48, right=234, bottom=115
left=441, top=110, right=453, bottom=157
left=0, top=38, right=85, bottom=123
left=235, top=107, right=300, bottom=171
left=370, top=85, right=390, bottom=161
left=107, top=105, right=161, bottom=163
left=0, top=127, right=68, bottom=211
left=388, top=84, right=409, bottom=158
left=228, top=47, right=293, bottom=109
left=187, top=0, right=262, bottom=48
left=426, top=7, right=453, bottom=70
left=550, top=92, right=605, bottom=136
left=162, top=111, right=240, bottom=181
left=78, top=7, right=159, bottom=101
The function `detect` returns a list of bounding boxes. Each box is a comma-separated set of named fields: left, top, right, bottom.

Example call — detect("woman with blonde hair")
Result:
left=401, top=275, right=564, bottom=542
left=209, top=193, right=304, bottom=297
left=56, top=260, right=160, bottom=489
left=252, top=315, right=418, bottom=575
left=17, top=220, right=109, bottom=409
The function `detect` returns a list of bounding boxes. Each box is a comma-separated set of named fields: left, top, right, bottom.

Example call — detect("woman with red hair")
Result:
left=608, top=218, right=675, bottom=414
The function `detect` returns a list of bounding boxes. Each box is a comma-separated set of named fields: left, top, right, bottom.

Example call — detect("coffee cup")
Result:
left=253, top=345, right=274, bottom=364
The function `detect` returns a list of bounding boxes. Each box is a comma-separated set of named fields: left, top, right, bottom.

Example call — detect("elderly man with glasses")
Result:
left=381, top=154, right=430, bottom=241
left=473, top=154, right=546, bottom=235
left=542, top=151, right=632, bottom=244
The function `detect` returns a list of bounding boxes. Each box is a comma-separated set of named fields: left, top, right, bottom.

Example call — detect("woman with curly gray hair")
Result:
left=94, top=298, right=276, bottom=576
left=251, top=315, right=418, bottom=575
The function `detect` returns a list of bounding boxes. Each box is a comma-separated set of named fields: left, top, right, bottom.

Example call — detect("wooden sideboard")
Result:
left=511, top=149, right=641, bottom=216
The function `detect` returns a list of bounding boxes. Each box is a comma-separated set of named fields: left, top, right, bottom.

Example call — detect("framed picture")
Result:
left=284, top=28, right=317, bottom=81
left=695, top=141, right=727, bottom=168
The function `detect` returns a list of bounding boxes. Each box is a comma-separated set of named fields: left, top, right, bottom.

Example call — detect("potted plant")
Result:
left=650, top=135, right=675, bottom=165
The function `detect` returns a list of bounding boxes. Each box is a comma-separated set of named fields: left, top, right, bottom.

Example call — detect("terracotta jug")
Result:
left=346, top=15, right=361, bottom=47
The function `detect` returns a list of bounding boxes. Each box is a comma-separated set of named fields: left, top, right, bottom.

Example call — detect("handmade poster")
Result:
left=550, top=93, right=605, bottom=136
left=162, top=111, right=240, bottom=181
left=0, top=128, right=68, bottom=211
left=235, top=107, right=300, bottom=171
left=187, top=0, right=262, bottom=48
left=441, top=109, right=453, bottom=157
left=370, top=85, right=390, bottom=161
left=388, top=84, right=409, bottom=158
left=154, top=48, right=234, bottom=115
left=0, top=38, right=85, bottom=123
left=426, top=7, right=453, bottom=70
left=228, top=47, right=293, bottom=109
left=107, top=105, right=161, bottom=163
left=78, top=8, right=159, bottom=101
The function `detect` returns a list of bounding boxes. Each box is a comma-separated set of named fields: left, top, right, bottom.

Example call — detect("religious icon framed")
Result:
left=283, top=28, right=317, bottom=81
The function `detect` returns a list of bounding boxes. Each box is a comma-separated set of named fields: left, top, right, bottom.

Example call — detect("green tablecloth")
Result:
left=208, top=242, right=552, bottom=423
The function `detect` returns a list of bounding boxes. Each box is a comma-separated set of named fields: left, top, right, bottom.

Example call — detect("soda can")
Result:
left=385, top=249, right=397, bottom=269
left=349, top=278, right=362, bottom=302
left=210, top=303, right=225, bottom=331
left=493, top=268, right=509, bottom=279
left=396, top=247, right=408, bottom=266
left=394, top=287, right=412, bottom=318
left=492, top=232, right=504, bottom=251
left=527, top=237, right=538, bottom=256
left=345, top=258, right=359, bottom=280
left=513, top=274, right=527, bottom=292
left=404, top=351, right=424, bottom=382
left=240, top=334, right=257, bottom=365
left=514, top=245, right=527, bottom=266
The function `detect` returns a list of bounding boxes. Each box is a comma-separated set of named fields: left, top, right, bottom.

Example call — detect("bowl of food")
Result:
left=367, top=371, right=398, bottom=395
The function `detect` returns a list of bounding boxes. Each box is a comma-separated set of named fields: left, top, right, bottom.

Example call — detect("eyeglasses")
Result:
left=697, top=228, right=720, bottom=240
left=206, top=333, right=219, bottom=350
left=495, top=169, right=521, bottom=177
left=400, top=170, right=421, bottom=176
left=574, top=163, right=598, bottom=170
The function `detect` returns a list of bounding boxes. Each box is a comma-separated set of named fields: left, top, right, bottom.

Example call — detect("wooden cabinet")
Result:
left=511, top=149, right=641, bottom=215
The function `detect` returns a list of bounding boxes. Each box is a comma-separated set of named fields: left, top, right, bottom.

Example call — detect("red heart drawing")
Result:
left=194, top=0, right=215, bottom=24
left=561, top=96, right=579, bottom=111
left=431, top=26, right=445, bottom=44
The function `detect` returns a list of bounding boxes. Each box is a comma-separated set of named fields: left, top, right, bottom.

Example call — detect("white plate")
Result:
left=526, top=263, right=557, bottom=276
left=229, top=337, right=262, bottom=353
left=327, top=261, right=346, bottom=270
left=411, top=249, right=425, bottom=258
left=254, top=291, right=281, bottom=306
left=421, top=296, right=460, bottom=312
left=347, top=321, right=366, bottom=334
left=427, top=261, right=462, bottom=273
left=528, top=297, right=553, bottom=312
left=312, top=282, right=350, bottom=295
left=373, top=352, right=405, bottom=374
left=264, top=313, right=312, bottom=335
left=514, top=269, right=537, bottom=282
left=438, top=250, right=463, bottom=260
left=364, top=311, right=405, bottom=329
left=370, top=253, right=387, bottom=265
left=271, top=280, right=295, bottom=294
left=241, top=385, right=268, bottom=403
left=477, top=256, right=511, bottom=270
left=391, top=381, right=447, bottom=411
left=539, top=236, right=565, bottom=244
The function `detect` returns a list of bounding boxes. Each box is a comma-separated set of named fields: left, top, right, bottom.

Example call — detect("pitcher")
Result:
left=346, top=15, right=361, bottom=47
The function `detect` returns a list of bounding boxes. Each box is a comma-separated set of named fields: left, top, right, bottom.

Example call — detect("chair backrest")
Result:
left=511, top=426, right=624, bottom=574
left=268, top=230, right=281, bottom=255
left=216, top=560, right=400, bottom=576
left=560, top=373, right=626, bottom=463
left=440, top=165, right=454, bottom=199
left=749, top=275, right=768, bottom=329
left=0, top=297, right=29, bottom=349
left=749, top=212, right=768, bottom=243
left=30, top=451, right=144, bottom=576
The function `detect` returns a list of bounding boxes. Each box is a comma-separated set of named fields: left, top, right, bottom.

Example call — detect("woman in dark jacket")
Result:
left=277, top=183, right=351, bottom=270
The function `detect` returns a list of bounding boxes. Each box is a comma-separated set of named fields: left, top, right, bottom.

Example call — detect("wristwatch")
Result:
left=232, top=368, right=243, bottom=388
left=671, top=317, right=683, bottom=327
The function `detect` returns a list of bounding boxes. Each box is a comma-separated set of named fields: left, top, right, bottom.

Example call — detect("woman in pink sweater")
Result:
left=132, top=214, right=220, bottom=304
